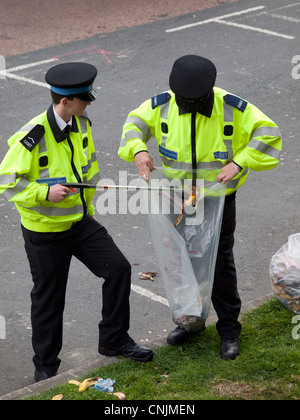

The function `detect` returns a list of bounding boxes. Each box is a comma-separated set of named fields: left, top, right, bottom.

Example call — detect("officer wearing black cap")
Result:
left=0, top=62, right=153, bottom=382
left=46, top=62, right=98, bottom=102
left=119, top=55, right=282, bottom=360
left=170, top=55, right=216, bottom=98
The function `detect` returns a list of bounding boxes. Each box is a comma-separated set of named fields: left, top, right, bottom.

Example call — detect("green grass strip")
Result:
left=26, top=299, right=300, bottom=400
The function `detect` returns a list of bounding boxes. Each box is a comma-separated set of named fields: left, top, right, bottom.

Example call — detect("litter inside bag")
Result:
left=269, top=233, right=300, bottom=314
left=146, top=168, right=226, bottom=332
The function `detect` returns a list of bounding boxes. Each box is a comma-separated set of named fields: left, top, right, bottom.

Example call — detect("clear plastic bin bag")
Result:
left=269, top=233, right=300, bottom=314
left=146, top=168, right=226, bottom=332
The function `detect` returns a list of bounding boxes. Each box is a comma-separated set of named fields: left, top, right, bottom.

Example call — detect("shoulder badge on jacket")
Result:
left=152, top=92, right=171, bottom=109
left=20, top=124, right=45, bottom=152
left=224, top=94, right=248, bottom=112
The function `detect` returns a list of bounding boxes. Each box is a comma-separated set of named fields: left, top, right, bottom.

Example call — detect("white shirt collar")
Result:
left=52, top=105, right=72, bottom=131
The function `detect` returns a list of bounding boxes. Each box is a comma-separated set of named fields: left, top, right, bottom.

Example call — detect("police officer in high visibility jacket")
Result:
left=119, top=55, right=282, bottom=360
left=0, top=62, right=153, bottom=382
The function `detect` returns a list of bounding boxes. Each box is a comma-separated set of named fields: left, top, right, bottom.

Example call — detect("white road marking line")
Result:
left=166, top=16, right=219, bottom=32
left=268, top=13, right=300, bottom=24
left=131, top=284, right=169, bottom=307
left=166, top=4, right=295, bottom=40
left=166, top=5, right=266, bottom=32
left=277, top=2, right=300, bottom=11
left=214, top=19, right=295, bottom=40
left=0, top=57, right=58, bottom=88
left=0, top=70, right=50, bottom=88
left=5, top=58, right=58, bottom=73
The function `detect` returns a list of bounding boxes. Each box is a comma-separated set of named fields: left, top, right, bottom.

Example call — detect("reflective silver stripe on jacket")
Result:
left=160, top=98, right=171, bottom=148
left=160, top=158, right=249, bottom=189
left=248, top=126, right=281, bottom=159
left=160, top=97, right=170, bottom=120
left=78, top=115, right=88, bottom=135
left=17, top=124, right=37, bottom=133
left=160, top=158, right=224, bottom=171
left=223, top=102, right=234, bottom=122
left=120, top=116, right=152, bottom=148
left=0, top=173, right=17, bottom=185
left=87, top=172, right=101, bottom=185
left=19, top=204, right=84, bottom=217
left=2, top=178, right=31, bottom=200
left=82, top=152, right=98, bottom=181
left=87, top=152, right=97, bottom=171
left=82, top=151, right=99, bottom=183
left=82, top=171, right=101, bottom=185
left=124, top=129, right=145, bottom=142
left=38, top=135, right=50, bottom=179
left=38, top=135, right=47, bottom=154
left=223, top=102, right=234, bottom=162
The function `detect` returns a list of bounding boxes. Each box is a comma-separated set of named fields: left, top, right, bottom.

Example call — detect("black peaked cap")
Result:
left=169, top=55, right=217, bottom=99
left=45, top=62, right=97, bottom=88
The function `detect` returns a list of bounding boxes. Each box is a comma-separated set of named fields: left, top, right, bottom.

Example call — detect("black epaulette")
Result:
left=152, top=92, right=171, bottom=109
left=224, top=94, right=248, bottom=112
left=20, top=124, right=45, bottom=152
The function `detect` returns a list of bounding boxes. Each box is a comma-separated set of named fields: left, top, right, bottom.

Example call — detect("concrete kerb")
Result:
left=0, top=293, right=273, bottom=400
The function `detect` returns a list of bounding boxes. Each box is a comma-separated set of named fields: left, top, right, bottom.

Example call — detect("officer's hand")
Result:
left=47, top=184, right=71, bottom=203
left=217, top=162, right=240, bottom=184
left=134, top=151, right=154, bottom=181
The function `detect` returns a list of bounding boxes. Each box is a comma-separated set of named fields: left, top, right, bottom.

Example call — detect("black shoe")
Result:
left=34, top=368, right=57, bottom=382
left=220, top=338, right=240, bottom=360
left=99, top=338, right=153, bottom=362
left=167, top=326, right=190, bottom=346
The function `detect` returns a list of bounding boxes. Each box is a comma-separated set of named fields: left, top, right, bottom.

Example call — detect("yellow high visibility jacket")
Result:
left=119, top=87, right=282, bottom=194
left=0, top=106, right=100, bottom=232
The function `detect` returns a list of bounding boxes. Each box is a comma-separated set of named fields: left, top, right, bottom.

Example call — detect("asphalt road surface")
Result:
left=0, top=0, right=299, bottom=396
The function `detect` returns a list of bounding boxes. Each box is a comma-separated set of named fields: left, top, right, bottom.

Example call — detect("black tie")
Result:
left=64, top=125, right=71, bottom=137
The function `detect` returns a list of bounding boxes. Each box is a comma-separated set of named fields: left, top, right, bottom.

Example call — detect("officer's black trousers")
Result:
left=21, top=216, right=131, bottom=373
left=211, top=192, right=242, bottom=340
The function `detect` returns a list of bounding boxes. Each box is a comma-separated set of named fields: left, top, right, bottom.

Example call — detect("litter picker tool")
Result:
left=62, top=182, right=188, bottom=194
left=62, top=182, right=200, bottom=227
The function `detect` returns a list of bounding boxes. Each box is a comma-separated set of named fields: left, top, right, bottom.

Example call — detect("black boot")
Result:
left=220, top=338, right=240, bottom=360
left=99, top=336, right=153, bottom=362
left=34, top=368, right=57, bottom=382
left=167, top=326, right=190, bottom=346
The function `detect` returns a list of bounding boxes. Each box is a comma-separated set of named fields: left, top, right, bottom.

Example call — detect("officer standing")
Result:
left=0, top=62, right=153, bottom=382
left=119, top=55, right=282, bottom=360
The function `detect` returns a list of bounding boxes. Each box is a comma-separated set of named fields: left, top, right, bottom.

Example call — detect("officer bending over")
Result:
left=119, top=55, right=282, bottom=360
left=0, top=62, right=153, bottom=382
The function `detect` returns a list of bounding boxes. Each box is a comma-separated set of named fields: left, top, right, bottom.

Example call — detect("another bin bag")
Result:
left=269, top=233, right=300, bottom=314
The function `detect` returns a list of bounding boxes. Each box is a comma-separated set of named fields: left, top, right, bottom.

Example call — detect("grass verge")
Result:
left=26, top=299, right=299, bottom=400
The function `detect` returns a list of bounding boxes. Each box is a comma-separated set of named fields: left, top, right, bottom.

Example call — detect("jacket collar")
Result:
left=46, top=105, right=79, bottom=143
left=178, top=90, right=214, bottom=118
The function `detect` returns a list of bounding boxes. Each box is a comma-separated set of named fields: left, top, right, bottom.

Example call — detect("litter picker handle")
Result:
left=62, top=182, right=98, bottom=189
